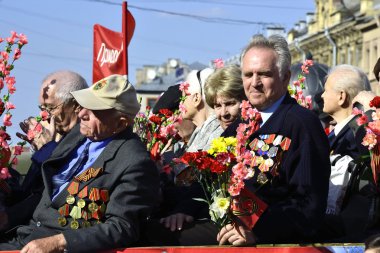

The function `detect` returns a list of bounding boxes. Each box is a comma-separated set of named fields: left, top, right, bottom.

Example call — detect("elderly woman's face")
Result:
left=214, top=95, right=241, bottom=130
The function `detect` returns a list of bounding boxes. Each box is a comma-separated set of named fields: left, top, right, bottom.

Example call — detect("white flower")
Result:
left=209, top=193, right=230, bottom=222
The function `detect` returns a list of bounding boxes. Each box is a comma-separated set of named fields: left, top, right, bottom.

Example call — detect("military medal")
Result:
left=257, top=140, right=265, bottom=149
left=58, top=204, right=70, bottom=227
left=257, top=172, right=268, bottom=184
left=256, top=156, right=264, bottom=165
left=264, top=134, right=275, bottom=144
left=77, top=186, right=88, bottom=209
left=76, top=167, right=104, bottom=182
left=261, top=144, right=270, bottom=152
left=88, top=188, right=100, bottom=213
left=264, top=158, right=274, bottom=167
left=81, top=210, right=91, bottom=228
left=249, top=138, right=259, bottom=150
left=69, top=206, right=82, bottom=229
left=250, top=155, right=257, bottom=167
left=92, top=210, right=103, bottom=223
left=66, top=181, right=79, bottom=205
left=267, top=146, right=279, bottom=158
left=280, top=137, right=291, bottom=151
left=273, top=135, right=283, bottom=146
left=259, top=162, right=269, bottom=172
left=99, top=189, right=109, bottom=214
left=58, top=217, right=67, bottom=227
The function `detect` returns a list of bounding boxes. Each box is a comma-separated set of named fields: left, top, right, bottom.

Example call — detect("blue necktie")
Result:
left=328, top=129, right=336, bottom=146
left=51, top=142, right=91, bottom=194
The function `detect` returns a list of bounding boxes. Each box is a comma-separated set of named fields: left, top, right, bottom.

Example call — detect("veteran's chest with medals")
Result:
left=58, top=167, right=109, bottom=229
left=248, top=133, right=291, bottom=185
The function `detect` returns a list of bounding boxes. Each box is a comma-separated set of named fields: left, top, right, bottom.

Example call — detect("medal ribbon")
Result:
left=58, top=204, right=70, bottom=217
left=67, top=181, right=79, bottom=195
left=81, top=210, right=91, bottom=220
left=89, top=188, right=100, bottom=201
left=78, top=186, right=88, bottom=199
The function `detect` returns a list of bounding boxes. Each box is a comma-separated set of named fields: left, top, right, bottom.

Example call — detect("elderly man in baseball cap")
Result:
left=0, top=74, right=159, bottom=253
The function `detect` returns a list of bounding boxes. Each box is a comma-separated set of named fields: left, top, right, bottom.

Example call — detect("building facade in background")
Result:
left=288, top=0, right=380, bottom=92
left=135, top=58, right=207, bottom=111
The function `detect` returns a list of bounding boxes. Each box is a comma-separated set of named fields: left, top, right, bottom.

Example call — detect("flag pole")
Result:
left=122, top=1, right=128, bottom=75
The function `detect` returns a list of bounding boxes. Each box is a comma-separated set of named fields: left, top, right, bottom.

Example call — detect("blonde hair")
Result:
left=204, top=65, right=246, bottom=108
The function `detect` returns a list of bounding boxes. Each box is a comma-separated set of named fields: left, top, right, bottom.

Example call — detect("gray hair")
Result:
left=328, top=64, right=370, bottom=104
left=42, top=70, right=88, bottom=103
left=240, top=34, right=291, bottom=79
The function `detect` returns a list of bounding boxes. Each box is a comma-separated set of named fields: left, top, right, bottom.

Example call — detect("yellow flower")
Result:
left=208, top=137, right=237, bottom=155
left=224, top=137, right=237, bottom=150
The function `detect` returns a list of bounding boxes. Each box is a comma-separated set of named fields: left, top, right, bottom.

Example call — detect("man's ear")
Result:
left=115, top=116, right=129, bottom=132
left=192, top=92, right=202, bottom=107
left=338, top=91, right=348, bottom=106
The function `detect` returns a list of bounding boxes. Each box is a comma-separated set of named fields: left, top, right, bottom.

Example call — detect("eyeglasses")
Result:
left=38, top=102, right=65, bottom=113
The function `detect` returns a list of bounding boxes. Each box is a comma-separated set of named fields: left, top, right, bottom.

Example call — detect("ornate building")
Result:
left=288, top=0, right=380, bottom=92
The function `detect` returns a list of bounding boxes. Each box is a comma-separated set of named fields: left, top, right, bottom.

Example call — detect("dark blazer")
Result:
left=6, top=141, right=58, bottom=230
left=330, top=115, right=368, bottom=160
left=15, top=124, right=160, bottom=252
left=226, top=94, right=331, bottom=243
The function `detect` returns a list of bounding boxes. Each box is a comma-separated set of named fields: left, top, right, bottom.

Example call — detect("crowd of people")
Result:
left=0, top=33, right=379, bottom=252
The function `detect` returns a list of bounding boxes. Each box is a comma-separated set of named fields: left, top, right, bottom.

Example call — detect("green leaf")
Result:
left=192, top=198, right=209, bottom=204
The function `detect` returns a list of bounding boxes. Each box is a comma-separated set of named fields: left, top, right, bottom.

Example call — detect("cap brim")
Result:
left=71, top=88, right=113, bottom=110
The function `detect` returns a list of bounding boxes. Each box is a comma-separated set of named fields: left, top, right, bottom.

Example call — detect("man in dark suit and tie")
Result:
left=143, top=34, right=331, bottom=246
left=320, top=65, right=372, bottom=241
left=0, top=74, right=159, bottom=252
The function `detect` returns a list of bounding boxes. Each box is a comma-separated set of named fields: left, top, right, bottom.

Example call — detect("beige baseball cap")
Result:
left=71, top=74, right=140, bottom=116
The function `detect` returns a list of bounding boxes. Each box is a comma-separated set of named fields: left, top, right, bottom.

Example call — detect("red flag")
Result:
left=92, top=2, right=135, bottom=83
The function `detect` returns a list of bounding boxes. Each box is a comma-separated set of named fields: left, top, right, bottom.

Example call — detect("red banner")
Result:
left=92, top=2, right=135, bottom=83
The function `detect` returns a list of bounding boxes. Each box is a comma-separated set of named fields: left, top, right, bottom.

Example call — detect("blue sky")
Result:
left=0, top=0, right=315, bottom=142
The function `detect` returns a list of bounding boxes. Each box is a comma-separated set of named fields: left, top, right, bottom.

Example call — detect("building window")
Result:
left=146, top=97, right=158, bottom=109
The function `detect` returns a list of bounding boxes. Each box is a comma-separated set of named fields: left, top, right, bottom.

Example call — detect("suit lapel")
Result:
left=51, top=127, right=132, bottom=208
left=330, top=123, right=350, bottom=149
left=42, top=124, right=85, bottom=201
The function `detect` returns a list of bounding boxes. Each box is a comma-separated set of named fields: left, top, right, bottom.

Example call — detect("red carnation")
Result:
left=149, top=115, right=162, bottom=125
left=370, top=96, right=380, bottom=108
left=159, top=109, right=173, bottom=117
left=150, top=142, right=161, bottom=161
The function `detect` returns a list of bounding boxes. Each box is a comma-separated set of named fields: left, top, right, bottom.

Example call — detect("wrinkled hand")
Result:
left=20, top=234, right=66, bottom=253
left=16, top=116, right=56, bottom=151
left=160, top=213, right=194, bottom=231
left=217, top=223, right=257, bottom=246
left=352, top=90, right=376, bottom=112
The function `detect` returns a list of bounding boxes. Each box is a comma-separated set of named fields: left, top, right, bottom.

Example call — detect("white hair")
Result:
left=185, top=68, right=214, bottom=100
left=328, top=64, right=370, bottom=104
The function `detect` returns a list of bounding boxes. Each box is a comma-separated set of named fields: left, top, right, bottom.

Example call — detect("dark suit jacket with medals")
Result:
left=224, top=94, right=331, bottom=243
left=15, top=124, right=160, bottom=252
